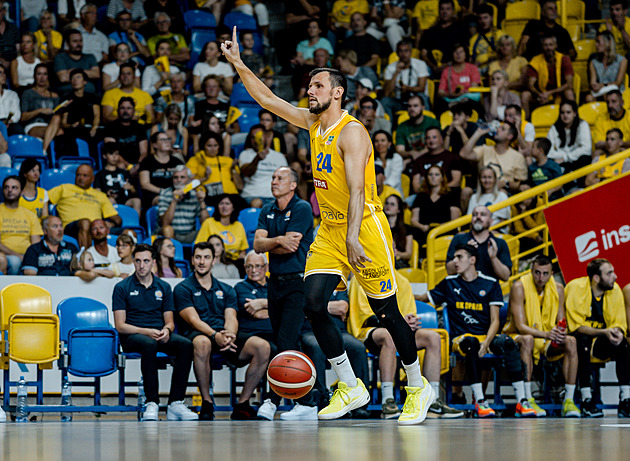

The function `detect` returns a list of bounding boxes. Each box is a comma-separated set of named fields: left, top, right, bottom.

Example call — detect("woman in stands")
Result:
left=153, top=237, right=182, bottom=278
left=547, top=100, right=592, bottom=175
left=437, top=43, right=481, bottom=110
left=102, top=43, right=141, bottom=91
left=373, top=130, right=404, bottom=196
left=186, top=131, right=242, bottom=198
left=154, top=73, right=196, bottom=127
left=142, top=39, right=181, bottom=97
left=139, top=131, right=184, bottom=210
left=207, top=234, right=240, bottom=279
left=18, top=158, right=48, bottom=219
left=192, top=113, right=232, bottom=156
left=488, top=35, right=528, bottom=91
left=195, top=194, right=248, bottom=275
left=410, top=165, right=461, bottom=252
left=484, top=69, right=521, bottom=121
left=150, top=104, right=189, bottom=160
left=586, top=30, right=627, bottom=102
left=10, top=32, right=41, bottom=91
left=192, top=41, right=234, bottom=97
left=466, top=166, right=510, bottom=232
left=383, top=194, right=413, bottom=268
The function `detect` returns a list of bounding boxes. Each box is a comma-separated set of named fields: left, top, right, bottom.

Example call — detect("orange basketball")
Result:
left=267, top=350, right=316, bottom=399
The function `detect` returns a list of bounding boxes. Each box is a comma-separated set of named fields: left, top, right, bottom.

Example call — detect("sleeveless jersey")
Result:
left=309, top=111, right=382, bottom=226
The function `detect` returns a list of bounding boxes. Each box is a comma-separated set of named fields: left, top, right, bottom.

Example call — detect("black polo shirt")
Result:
left=234, top=278, right=273, bottom=335
left=112, top=274, right=174, bottom=330
left=21, top=240, right=78, bottom=276
left=446, top=231, right=512, bottom=279
left=173, top=274, right=237, bottom=335
left=256, top=193, right=313, bottom=275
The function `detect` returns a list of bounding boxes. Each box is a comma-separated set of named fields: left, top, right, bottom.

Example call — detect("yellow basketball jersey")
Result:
left=309, top=111, right=382, bottom=225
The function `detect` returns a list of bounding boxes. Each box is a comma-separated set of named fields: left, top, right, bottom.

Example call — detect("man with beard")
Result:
left=518, top=0, right=576, bottom=61
left=445, top=205, right=511, bottom=281
left=592, top=90, right=630, bottom=148
left=223, top=26, right=436, bottom=425
left=101, top=62, right=154, bottom=124
left=410, top=126, right=463, bottom=192
left=0, top=176, right=43, bottom=275
left=86, top=219, right=119, bottom=278
left=158, top=165, right=209, bottom=244
left=54, top=29, right=100, bottom=94
left=394, top=95, right=440, bottom=160
left=565, top=259, right=630, bottom=418
left=21, top=216, right=78, bottom=276
left=103, top=97, right=149, bottom=173
left=600, top=0, right=630, bottom=57
left=48, top=165, right=122, bottom=248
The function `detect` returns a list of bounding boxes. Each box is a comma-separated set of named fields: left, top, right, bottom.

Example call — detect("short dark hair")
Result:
left=2, top=175, right=21, bottom=190
left=607, top=127, right=624, bottom=140
left=119, top=61, right=136, bottom=74
left=118, top=96, right=135, bottom=108
left=199, top=130, right=224, bottom=154
left=587, top=258, right=610, bottom=280
left=532, top=255, right=553, bottom=268
left=439, top=0, right=455, bottom=7
left=115, top=10, right=132, bottom=20
left=359, top=96, right=377, bottom=109
left=69, top=68, right=87, bottom=81
left=133, top=243, right=156, bottom=259
left=193, top=241, right=215, bottom=259
left=609, top=0, right=629, bottom=8
left=476, top=3, right=494, bottom=16
left=309, top=67, right=348, bottom=102
left=102, top=142, right=119, bottom=156
left=451, top=101, right=473, bottom=117
left=211, top=194, right=240, bottom=224
left=454, top=243, right=479, bottom=261
left=534, top=137, right=551, bottom=155
left=64, top=29, right=82, bottom=44
left=505, top=104, right=521, bottom=115
left=425, top=125, right=443, bottom=138
left=607, top=89, right=623, bottom=100
left=504, top=121, right=518, bottom=141
left=258, top=108, right=276, bottom=122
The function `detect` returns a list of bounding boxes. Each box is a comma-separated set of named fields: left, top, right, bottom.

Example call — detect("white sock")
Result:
left=471, top=383, right=484, bottom=401
left=328, top=352, right=358, bottom=388
left=403, top=359, right=423, bottom=388
left=430, top=381, right=440, bottom=398
left=580, top=387, right=592, bottom=400
left=524, top=381, right=533, bottom=400
left=564, top=384, right=576, bottom=402
left=381, top=382, right=394, bottom=402
left=620, top=385, right=630, bottom=401
left=513, top=381, right=526, bottom=402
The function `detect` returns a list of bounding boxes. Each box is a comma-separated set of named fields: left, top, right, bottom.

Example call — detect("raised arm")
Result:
left=221, top=26, right=316, bottom=130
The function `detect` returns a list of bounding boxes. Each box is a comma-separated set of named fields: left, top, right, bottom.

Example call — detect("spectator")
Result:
left=357, top=96, right=391, bottom=136
left=547, top=100, right=592, bottom=173
left=153, top=237, right=182, bottom=278
left=466, top=166, right=510, bottom=230
left=93, top=143, right=141, bottom=215
left=19, top=64, right=58, bottom=152
left=78, top=4, right=109, bottom=64
left=522, top=35, right=574, bottom=118
left=329, top=0, right=370, bottom=41
left=107, top=10, right=150, bottom=68
left=57, top=0, right=87, bottom=28
left=195, top=194, right=248, bottom=270
left=190, top=75, right=230, bottom=129
left=144, top=0, right=186, bottom=36
left=445, top=206, right=511, bottom=281
left=0, top=176, right=43, bottom=275
left=469, top=4, right=503, bottom=76
left=0, top=65, right=22, bottom=138
left=54, top=29, right=100, bottom=94
left=382, top=40, right=430, bottom=120
left=34, top=10, right=62, bottom=63
left=518, top=0, right=576, bottom=61
left=527, top=138, right=563, bottom=198
left=339, top=12, right=380, bottom=68
left=48, top=165, right=122, bottom=248
left=10, top=32, right=41, bottom=90
left=443, top=101, right=484, bottom=156
left=239, top=125, right=289, bottom=205
left=103, top=97, right=148, bottom=172
left=410, top=126, right=463, bottom=192
left=154, top=73, right=196, bottom=127
left=367, top=0, right=407, bottom=53
left=86, top=218, right=119, bottom=277
left=112, top=233, right=135, bottom=278
left=18, top=158, right=48, bottom=219
left=102, top=62, right=154, bottom=124
left=484, top=69, right=521, bottom=121
left=141, top=39, right=181, bottom=97
left=157, top=165, right=210, bottom=244
left=418, top=0, right=467, bottom=76
left=395, top=95, right=440, bottom=160
left=71, top=248, right=100, bottom=281
left=147, top=12, right=190, bottom=67
left=460, top=122, right=528, bottom=195
left=187, top=131, right=241, bottom=197
left=373, top=130, right=403, bottom=195
left=0, top=3, right=19, bottom=69
left=375, top=164, right=400, bottom=205
left=592, top=90, right=630, bottom=148
left=150, top=104, right=188, bottom=159
left=207, top=234, right=239, bottom=279
left=488, top=35, right=528, bottom=91
left=599, top=0, right=630, bottom=58
left=292, top=19, right=334, bottom=68
left=21, top=215, right=78, bottom=276
left=564, top=258, right=630, bottom=418
left=295, top=48, right=330, bottom=100
left=192, top=113, right=231, bottom=156
left=240, top=31, right=265, bottom=79
left=20, top=0, right=47, bottom=33
left=139, top=131, right=184, bottom=210
left=345, top=78, right=381, bottom=117
left=437, top=43, right=481, bottom=107
left=113, top=243, right=198, bottom=422
left=586, top=128, right=630, bottom=186
left=332, top=49, right=379, bottom=101
left=383, top=195, right=413, bottom=267
left=103, top=42, right=142, bottom=91
left=586, top=30, right=627, bottom=102
left=504, top=104, right=535, bottom=156
left=174, top=242, right=272, bottom=420
left=106, top=0, right=148, bottom=30
left=258, top=109, right=287, bottom=154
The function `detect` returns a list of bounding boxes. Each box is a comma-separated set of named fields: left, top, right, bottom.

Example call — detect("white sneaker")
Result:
left=257, top=399, right=277, bottom=421
left=167, top=400, right=199, bottom=421
left=142, top=402, right=159, bottom=421
left=279, top=403, right=318, bottom=421
left=0, top=405, right=6, bottom=422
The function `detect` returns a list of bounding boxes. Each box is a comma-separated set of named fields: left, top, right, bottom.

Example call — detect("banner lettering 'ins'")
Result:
left=543, top=174, right=630, bottom=288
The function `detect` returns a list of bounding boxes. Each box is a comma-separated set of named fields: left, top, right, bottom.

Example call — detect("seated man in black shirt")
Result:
left=21, top=216, right=78, bottom=276
left=113, top=243, right=198, bottom=422
left=517, top=0, right=576, bottom=61
left=189, top=75, right=230, bottom=134
left=174, top=242, right=272, bottom=421
left=103, top=97, right=149, bottom=175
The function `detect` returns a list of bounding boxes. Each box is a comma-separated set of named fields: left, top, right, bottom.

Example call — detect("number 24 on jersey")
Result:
left=316, top=152, right=333, bottom=173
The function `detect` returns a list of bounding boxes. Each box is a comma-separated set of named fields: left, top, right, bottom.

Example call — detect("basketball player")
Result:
left=222, top=27, right=436, bottom=424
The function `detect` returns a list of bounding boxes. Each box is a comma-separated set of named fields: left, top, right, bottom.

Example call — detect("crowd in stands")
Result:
left=1, top=0, right=630, bottom=422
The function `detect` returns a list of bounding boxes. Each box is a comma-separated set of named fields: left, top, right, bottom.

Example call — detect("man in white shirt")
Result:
left=77, top=4, right=109, bottom=64
left=86, top=218, right=120, bottom=277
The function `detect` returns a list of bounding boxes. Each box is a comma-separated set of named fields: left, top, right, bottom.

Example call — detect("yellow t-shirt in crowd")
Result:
left=47, top=184, right=118, bottom=227
left=0, top=204, right=43, bottom=254
left=34, top=29, right=63, bottom=61
left=19, top=187, right=48, bottom=219
left=186, top=152, right=239, bottom=195
left=101, top=87, right=154, bottom=123
left=195, top=217, right=248, bottom=260
left=331, top=0, right=370, bottom=25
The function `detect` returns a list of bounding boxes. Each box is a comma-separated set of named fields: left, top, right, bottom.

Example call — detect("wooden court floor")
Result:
left=1, top=417, right=629, bottom=461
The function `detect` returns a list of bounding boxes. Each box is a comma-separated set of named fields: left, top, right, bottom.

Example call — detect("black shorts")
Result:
left=184, top=330, right=257, bottom=366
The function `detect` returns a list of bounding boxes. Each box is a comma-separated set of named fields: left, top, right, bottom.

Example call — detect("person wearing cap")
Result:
left=358, top=96, right=391, bottom=136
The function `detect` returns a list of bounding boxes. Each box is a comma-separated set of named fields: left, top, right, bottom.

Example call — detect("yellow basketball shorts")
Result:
left=305, top=208, right=397, bottom=299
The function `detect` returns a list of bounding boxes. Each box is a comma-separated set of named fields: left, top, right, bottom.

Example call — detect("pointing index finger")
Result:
left=233, top=25, right=237, bottom=43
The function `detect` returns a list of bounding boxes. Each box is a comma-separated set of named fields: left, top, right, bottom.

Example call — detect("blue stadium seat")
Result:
left=0, top=121, right=8, bottom=141
left=107, top=234, right=119, bottom=247
left=237, top=106, right=261, bottom=133
left=223, top=11, right=258, bottom=31
left=0, top=167, right=18, bottom=185
left=230, top=82, right=260, bottom=108
left=114, top=204, right=145, bottom=242
left=62, top=235, right=79, bottom=248
left=40, top=168, right=75, bottom=189
left=7, top=135, right=48, bottom=168
left=238, top=207, right=260, bottom=250
left=52, top=138, right=94, bottom=169
left=415, top=301, right=439, bottom=329
left=190, top=30, right=217, bottom=66
left=146, top=205, right=159, bottom=236
left=184, top=9, right=217, bottom=30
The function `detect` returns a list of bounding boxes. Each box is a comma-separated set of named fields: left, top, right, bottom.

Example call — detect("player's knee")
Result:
left=418, top=329, right=441, bottom=350
left=193, top=335, right=212, bottom=357
left=368, top=294, right=400, bottom=327
left=520, top=334, right=534, bottom=351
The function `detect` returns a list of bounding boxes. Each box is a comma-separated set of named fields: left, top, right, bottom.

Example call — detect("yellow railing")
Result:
left=425, top=148, right=630, bottom=289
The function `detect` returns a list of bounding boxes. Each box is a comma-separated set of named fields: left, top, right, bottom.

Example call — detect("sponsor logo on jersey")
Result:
left=362, top=265, right=389, bottom=279
left=155, top=290, right=163, bottom=300
left=454, top=288, right=461, bottom=295
left=130, top=290, right=139, bottom=296
left=461, top=312, right=480, bottom=324
left=314, top=178, right=328, bottom=189
left=325, top=135, right=335, bottom=145
left=216, top=290, right=224, bottom=299
left=479, top=290, right=486, bottom=296
left=456, top=301, right=483, bottom=311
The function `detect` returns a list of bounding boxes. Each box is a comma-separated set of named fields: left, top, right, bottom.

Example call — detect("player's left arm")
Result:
left=480, top=304, right=501, bottom=357
left=339, top=123, right=372, bottom=272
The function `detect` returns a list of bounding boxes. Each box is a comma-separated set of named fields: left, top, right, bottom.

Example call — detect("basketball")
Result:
left=267, top=350, right=316, bottom=399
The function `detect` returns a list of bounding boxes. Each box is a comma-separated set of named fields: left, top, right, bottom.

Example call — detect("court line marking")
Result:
left=600, top=424, right=630, bottom=427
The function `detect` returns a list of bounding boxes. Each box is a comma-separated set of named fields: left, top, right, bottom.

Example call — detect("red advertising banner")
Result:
left=543, top=174, right=630, bottom=287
